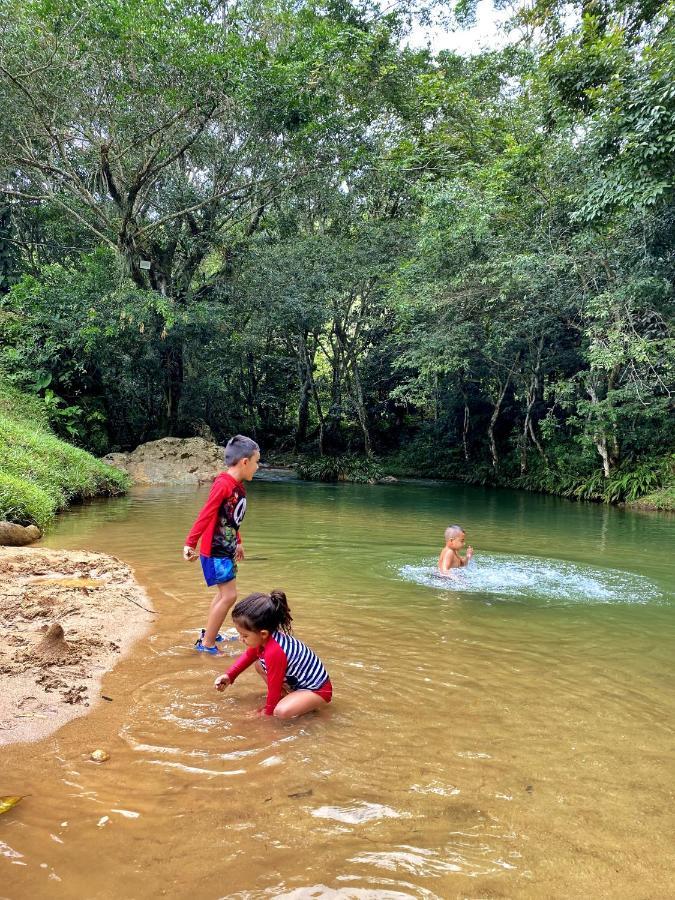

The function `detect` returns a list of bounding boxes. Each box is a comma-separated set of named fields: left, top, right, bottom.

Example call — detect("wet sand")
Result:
left=0, top=547, right=154, bottom=746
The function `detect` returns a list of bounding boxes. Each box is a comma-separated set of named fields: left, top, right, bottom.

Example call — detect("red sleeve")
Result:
left=262, top=638, right=288, bottom=715
left=184, top=478, right=232, bottom=551
left=225, top=647, right=259, bottom=683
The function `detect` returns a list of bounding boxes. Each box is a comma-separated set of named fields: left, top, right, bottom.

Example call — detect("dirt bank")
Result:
left=0, top=548, right=154, bottom=746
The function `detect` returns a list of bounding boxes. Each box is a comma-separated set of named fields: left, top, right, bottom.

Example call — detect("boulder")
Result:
left=101, top=437, right=224, bottom=485
left=0, top=522, right=41, bottom=546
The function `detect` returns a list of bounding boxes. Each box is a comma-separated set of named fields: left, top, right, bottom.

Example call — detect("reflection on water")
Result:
left=400, top=554, right=664, bottom=604
left=311, top=803, right=408, bottom=824
left=1, top=479, right=674, bottom=899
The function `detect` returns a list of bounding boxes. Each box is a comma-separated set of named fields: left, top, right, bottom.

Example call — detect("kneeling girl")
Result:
left=214, top=589, right=332, bottom=719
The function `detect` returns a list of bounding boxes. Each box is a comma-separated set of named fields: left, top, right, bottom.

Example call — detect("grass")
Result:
left=0, top=381, right=129, bottom=530
left=626, top=484, right=675, bottom=512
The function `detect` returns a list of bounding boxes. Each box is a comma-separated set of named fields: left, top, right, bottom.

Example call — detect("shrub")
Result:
left=516, top=454, right=673, bottom=504
left=297, top=454, right=385, bottom=483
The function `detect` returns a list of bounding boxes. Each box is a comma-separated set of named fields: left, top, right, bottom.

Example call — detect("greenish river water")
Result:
left=2, top=476, right=674, bottom=898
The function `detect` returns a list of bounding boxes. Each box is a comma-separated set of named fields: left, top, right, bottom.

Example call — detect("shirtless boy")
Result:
left=438, top=524, right=473, bottom=574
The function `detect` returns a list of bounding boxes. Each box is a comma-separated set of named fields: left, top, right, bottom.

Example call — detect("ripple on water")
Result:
left=398, top=554, right=664, bottom=605
left=310, top=802, right=408, bottom=825
left=120, top=671, right=296, bottom=781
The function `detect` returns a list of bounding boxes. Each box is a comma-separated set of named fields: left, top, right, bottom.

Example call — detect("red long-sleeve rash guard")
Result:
left=226, top=632, right=330, bottom=716
left=184, top=472, right=245, bottom=558
left=226, top=640, right=288, bottom=715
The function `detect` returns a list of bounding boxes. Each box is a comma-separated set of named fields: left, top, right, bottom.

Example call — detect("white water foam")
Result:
left=398, top=554, right=663, bottom=605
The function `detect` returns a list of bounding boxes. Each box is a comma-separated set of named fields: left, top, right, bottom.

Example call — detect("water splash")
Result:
left=398, top=554, right=663, bottom=605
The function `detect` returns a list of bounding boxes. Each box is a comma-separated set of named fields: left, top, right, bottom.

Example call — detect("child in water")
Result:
left=438, top=524, right=473, bottom=574
left=183, top=435, right=260, bottom=654
left=214, top=590, right=332, bottom=719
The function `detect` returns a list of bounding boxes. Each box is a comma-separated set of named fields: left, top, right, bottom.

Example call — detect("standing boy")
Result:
left=183, top=435, right=260, bottom=654
left=438, top=524, right=473, bottom=574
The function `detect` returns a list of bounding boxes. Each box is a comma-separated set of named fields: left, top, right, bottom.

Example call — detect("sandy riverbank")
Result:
left=0, top=547, right=154, bottom=746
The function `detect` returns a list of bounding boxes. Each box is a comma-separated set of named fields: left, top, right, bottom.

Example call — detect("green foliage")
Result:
left=0, top=249, right=167, bottom=452
left=535, top=0, right=675, bottom=218
left=629, top=484, right=675, bottom=511
left=516, top=455, right=673, bottom=504
left=0, top=381, right=129, bottom=528
left=381, top=432, right=464, bottom=479
left=297, top=454, right=385, bottom=483
left=0, top=0, right=671, bottom=509
left=0, top=204, right=20, bottom=294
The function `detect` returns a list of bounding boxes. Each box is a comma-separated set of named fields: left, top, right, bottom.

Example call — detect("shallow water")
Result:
left=1, top=478, right=674, bottom=899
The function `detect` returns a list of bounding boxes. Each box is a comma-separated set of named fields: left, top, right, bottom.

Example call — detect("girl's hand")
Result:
left=235, top=544, right=245, bottom=562
left=183, top=546, right=198, bottom=561
left=214, top=674, right=230, bottom=692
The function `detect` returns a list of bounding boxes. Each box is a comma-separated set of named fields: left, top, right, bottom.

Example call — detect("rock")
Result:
left=101, top=437, right=224, bottom=485
left=0, top=522, right=41, bottom=546
left=90, top=749, right=110, bottom=762
left=377, top=475, right=398, bottom=484
left=99, top=452, right=128, bottom=468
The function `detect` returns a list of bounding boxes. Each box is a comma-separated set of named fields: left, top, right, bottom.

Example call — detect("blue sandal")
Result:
left=194, top=638, right=222, bottom=655
left=199, top=628, right=225, bottom=643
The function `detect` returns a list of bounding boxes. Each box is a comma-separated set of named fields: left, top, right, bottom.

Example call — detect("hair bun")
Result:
left=270, top=588, right=286, bottom=604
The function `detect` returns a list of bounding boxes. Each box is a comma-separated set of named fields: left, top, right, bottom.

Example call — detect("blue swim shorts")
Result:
left=200, top=555, right=237, bottom=587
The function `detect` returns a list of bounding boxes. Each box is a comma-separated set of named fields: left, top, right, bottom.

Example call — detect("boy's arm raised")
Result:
left=461, top=546, right=474, bottom=566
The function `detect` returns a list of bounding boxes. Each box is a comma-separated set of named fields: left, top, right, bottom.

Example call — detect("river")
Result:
left=2, top=476, right=674, bottom=898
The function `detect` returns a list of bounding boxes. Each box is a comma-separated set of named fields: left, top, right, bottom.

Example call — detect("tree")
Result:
left=0, top=0, right=407, bottom=432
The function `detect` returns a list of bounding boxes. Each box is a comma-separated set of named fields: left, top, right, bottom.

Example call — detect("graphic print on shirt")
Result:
left=211, top=487, right=247, bottom=558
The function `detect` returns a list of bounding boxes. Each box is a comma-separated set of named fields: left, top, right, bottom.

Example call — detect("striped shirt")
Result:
left=226, top=630, right=329, bottom=715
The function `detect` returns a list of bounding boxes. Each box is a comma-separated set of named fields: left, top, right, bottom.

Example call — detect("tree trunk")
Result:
left=488, top=403, right=501, bottom=470
left=587, top=382, right=614, bottom=477
left=162, top=339, right=184, bottom=436
left=295, top=334, right=313, bottom=449
left=350, top=367, right=372, bottom=456
left=462, top=402, right=470, bottom=462
left=596, top=435, right=612, bottom=478
left=345, top=347, right=371, bottom=456
left=295, top=333, right=326, bottom=453
left=324, top=333, right=344, bottom=453
left=487, top=354, right=520, bottom=471
left=520, top=336, right=545, bottom=475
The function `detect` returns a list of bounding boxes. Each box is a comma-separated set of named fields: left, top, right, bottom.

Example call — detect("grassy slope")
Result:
left=626, top=485, right=675, bottom=511
left=0, top=382, right=129, bottom=530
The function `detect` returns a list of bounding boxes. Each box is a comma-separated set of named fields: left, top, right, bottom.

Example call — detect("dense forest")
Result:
left=1, top=0, right=673, bottom=505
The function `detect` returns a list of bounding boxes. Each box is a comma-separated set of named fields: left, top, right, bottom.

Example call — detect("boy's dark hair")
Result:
left=232, top=589, right=293, bottom=634
left=224, top=434, right=259, bottom=466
